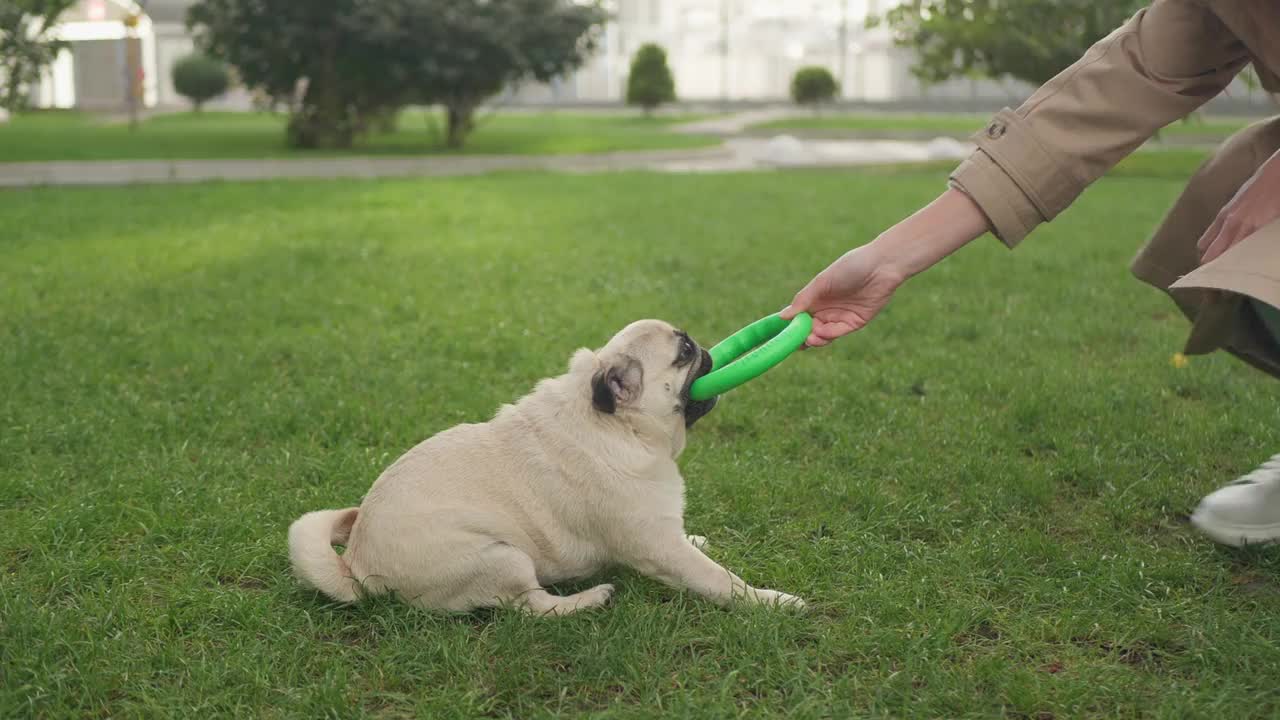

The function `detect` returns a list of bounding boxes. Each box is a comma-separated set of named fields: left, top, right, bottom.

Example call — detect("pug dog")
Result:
left=288, top=319, right=805, bottom=615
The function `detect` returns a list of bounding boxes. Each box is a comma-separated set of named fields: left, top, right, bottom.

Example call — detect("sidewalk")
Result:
left=0, top=147, right=743, bottom=188
left=0, top=137, right=982, bottom=188
left=671, top=107, right=796, bottom=135
left=0, top=110, right=982, bottom=188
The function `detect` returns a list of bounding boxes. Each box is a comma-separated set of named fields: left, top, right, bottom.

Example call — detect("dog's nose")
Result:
left=696, top=348, right=713, bottom=378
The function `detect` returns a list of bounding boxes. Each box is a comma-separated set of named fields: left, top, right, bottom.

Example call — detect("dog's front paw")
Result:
left=582, top=583, right=616, bottom=607
left=751, top=589, right=807, bottom=610
left=686, top=534, right=709, bottom=551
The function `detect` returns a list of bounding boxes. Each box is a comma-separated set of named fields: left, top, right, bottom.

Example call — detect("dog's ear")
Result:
left=591, top=357, right=643, bottom=414
left=591, top=370, right=616, bottom=414
left=569, top=348, right=597, bottom=376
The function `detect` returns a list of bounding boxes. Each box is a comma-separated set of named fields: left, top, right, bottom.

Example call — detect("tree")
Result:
left=790, top=66, right=837, bottom=111
left=872, top=0, right=1145, bottom=88
left=0, top=0, right=75, bottom=112
left=626, top=43, right=675, bottom=115
left=188, top=0, right=605, bottom=150
left=172, top=53, right=230, bottom=111
left=403, top=0, right=607, bottom=148
left=188, top=0, right=413, bottom=148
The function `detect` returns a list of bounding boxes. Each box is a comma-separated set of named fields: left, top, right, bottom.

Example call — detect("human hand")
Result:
left=1198, top=148, right=1280, bottom=265
left=780, top=188, right=991, bottom=348
left=780, top=244, right=906, bottom=348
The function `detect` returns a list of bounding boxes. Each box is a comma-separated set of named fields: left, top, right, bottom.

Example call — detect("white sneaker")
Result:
left=1191, top=453, right=1280, bottom=547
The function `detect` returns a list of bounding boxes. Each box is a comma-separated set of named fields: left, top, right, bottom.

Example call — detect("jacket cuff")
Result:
left=950, top=107, right=1090, bottom=248
left=977, top=108, right=1082, bottom=218
left=949, top=149, right=1042, bottom=248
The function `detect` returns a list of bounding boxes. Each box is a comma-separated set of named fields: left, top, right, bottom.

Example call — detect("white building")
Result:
left=27, top=0, right=248, bottom=111
left=28, top=0, right=156, bottom=110
left=510, top=0, right=1037, bottom=104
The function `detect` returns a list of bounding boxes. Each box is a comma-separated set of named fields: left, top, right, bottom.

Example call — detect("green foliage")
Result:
left=403, top=0, right=607, bottom=148
left=790, top=66, right=838, bottom=108
left=171, top=53, right=230, bottom=111
left=0, top=0, right=75, bottom=111
left=187, top=0, right=605, bottom=149
left=872, top=0, right=1145, bottom=87
left=186, top=0, right=404, bottom=148
left=626, top=43, right=676, bottom=113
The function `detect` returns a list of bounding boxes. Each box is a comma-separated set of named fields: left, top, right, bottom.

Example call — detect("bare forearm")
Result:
left=870, top=188, right=993, bottom=280
left=783, top=187, right=995, bottom=346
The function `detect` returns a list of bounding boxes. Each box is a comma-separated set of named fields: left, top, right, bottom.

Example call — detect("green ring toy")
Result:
left=688, top=311, right=812, bottom=401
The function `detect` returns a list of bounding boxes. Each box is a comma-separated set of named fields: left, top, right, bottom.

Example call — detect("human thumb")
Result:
left=780, top=284, right=817, bottom=320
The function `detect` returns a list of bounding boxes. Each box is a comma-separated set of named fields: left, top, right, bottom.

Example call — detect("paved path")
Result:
left=0, top=147, right=747, bottom=188
left=0, top=110, right=983, bottom=188
left=0, top=137, right=982, bottom=188
left=672, top=107, right=796, bottom=135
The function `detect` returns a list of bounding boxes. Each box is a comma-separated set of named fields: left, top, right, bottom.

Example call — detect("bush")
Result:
left=626, top=44, right=675, bottom=115
left=790, top=66, right=837, bottom=109
left=171, top=53, right=230, bottom=111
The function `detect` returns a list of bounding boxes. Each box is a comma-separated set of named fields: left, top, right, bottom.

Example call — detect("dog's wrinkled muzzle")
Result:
left=682, top=348, right=718, bottom=428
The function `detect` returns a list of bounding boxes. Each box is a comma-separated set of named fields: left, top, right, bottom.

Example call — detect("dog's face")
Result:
left=587, top=319, right=718, bottom=434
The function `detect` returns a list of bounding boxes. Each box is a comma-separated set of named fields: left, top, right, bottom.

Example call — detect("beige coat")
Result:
left=948, top=0, right=1280, bottom=377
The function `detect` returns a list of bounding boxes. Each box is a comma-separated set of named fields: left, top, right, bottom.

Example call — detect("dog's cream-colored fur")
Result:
left=289, top=320, right=804, bottom=615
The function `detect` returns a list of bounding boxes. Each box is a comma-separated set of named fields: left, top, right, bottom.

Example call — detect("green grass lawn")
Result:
left=3, top=155, right=1280, bottom=718
left=0, top=110, right=718, bottom=163
left=754, top=112, right=1264, bottom=140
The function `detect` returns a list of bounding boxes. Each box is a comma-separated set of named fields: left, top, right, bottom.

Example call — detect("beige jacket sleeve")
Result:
left=950, top=0, right=1251, bottom=247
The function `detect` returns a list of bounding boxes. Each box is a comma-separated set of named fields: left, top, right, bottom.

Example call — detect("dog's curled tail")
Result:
left=288, top=508, right=361, bottom=603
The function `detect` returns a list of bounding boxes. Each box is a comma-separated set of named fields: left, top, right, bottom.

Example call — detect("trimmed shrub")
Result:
left=172, top=53, right=230, bottom=111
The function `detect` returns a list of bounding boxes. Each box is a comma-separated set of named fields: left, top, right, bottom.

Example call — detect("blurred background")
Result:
left=15, top=0, right=1273, bottom=116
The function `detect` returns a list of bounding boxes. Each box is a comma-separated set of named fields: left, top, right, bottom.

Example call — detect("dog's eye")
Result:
left=677, top=336, right=695, bottom=364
